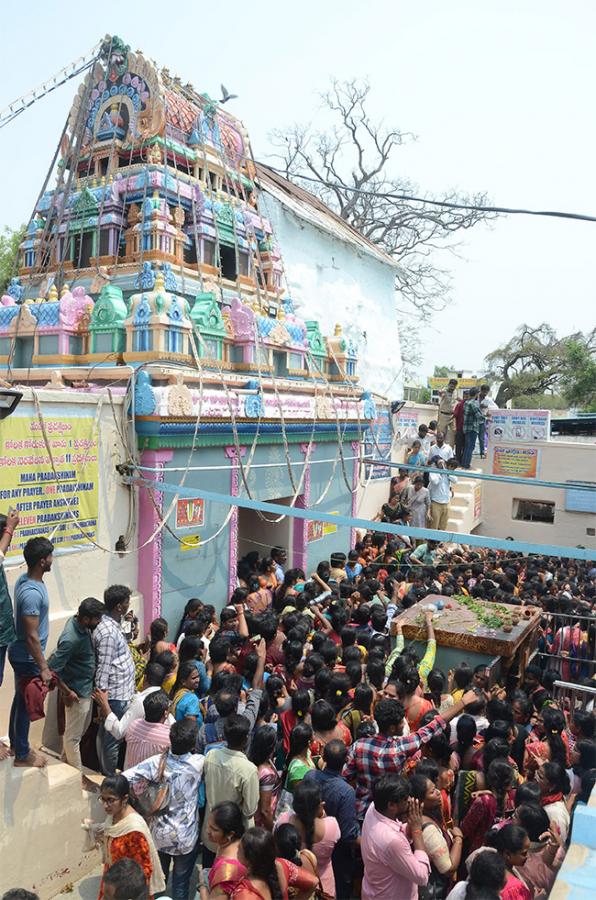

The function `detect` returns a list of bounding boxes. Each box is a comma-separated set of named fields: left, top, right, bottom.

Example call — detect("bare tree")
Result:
left=269, top=79, right=494, bottom=372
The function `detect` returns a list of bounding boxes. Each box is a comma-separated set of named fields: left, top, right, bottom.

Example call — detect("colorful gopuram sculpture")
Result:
left=0, top=35, right=375, bottom=429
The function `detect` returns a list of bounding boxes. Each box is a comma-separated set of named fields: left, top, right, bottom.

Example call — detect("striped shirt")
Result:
left=124, top=719, right=171, bottom=768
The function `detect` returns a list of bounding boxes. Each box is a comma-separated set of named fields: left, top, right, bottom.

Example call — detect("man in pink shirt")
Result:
left=124, top=689, right=171, bottom=768
left=361, top=773, right=430, bottom=900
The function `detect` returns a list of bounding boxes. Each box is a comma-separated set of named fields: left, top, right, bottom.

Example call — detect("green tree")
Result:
left=433, top=365, right=456, bottom=378
left=485, top=324, right=596, bottom=409
left=0, top=225, right=25, bottom=295
left=511, top=393, right=567, bottom=411
left=560, top=339, right=596, bottom=410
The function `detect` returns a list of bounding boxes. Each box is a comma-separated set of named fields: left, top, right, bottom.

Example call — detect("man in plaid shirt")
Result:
left=92, top=584, right=136, bottom=774
left=343, top=690, right=478, bottom=821
left=461, top=387, right=486, bottom=469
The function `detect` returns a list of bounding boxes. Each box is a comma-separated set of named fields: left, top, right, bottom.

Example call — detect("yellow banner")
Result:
left=428, top=376, right=482, bottom=389
left=307, top=512, right=339, bottom=543
left=0, top=414, right=99, bottom=555
left=492, top=446, right=539, bottom=479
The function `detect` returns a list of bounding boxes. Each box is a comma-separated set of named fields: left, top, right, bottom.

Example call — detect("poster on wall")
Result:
left=473, top=483, right=482, bottom=521
left=488, top=409, right=550, bottom=444
left=307, top=512, right=338, bottom=543
left=393, top=409, right=419, bottom=445
left=492, top=446, right=540, bottom=479
left=364, top=404, right=394, bottom=479
left=0, top=413, right=99, bottom=556
left=176, top=497, right=205, bottom=529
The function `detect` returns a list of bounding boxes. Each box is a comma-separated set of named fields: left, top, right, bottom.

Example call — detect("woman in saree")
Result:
left=98, top=774, right=164, bottom=898
left=216, top=827, right=318, bottom=900
left=203, top=802, right=247, bottom=899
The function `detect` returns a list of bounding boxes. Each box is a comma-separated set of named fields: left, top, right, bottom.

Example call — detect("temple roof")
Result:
left=255, top=163, right=399, bottom=269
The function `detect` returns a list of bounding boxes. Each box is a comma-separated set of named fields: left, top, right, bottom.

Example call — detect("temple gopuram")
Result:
left=0, top=35, right=376, bottom=623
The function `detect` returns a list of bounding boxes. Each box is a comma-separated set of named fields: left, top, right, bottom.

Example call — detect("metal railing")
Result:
left=552, top=679, right=596, bottom=710
left=532, top=609, right=596, bottom=674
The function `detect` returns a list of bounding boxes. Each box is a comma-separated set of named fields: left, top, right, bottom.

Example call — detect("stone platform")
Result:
left=0, top=752, right=102, bottom=898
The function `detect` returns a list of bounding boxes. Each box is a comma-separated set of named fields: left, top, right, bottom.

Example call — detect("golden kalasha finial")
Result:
left=60, top=283, right=70, bottom=297
left=154, top=270, right=166, bottom=292
left=48, top=284, right=59, bottom=302
left=334, top=323, right=342, bottom=337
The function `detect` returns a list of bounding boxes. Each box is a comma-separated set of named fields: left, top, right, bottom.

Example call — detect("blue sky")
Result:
left=1, top=0, right=594, bottom=380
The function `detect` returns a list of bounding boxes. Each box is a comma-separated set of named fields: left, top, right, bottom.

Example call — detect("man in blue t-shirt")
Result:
left=8, top=536, right=54, bottom=767
left=0, top=507, right=20, bottom=760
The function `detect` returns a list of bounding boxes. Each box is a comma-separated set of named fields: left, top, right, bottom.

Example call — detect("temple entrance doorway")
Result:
left=237, top=496, right=296, bottom=569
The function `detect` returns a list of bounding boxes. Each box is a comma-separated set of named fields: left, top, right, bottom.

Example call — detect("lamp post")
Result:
left=0, top=388, right=23, bottom=420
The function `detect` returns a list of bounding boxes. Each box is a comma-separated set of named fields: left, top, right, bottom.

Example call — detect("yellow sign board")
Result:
left=492, top=446, right=539, bottom=479
left=0, top=414, right=99, bottom=556
left=428, top=377, right=482, bottom=390
left=307, top=512, right=339, bottom=543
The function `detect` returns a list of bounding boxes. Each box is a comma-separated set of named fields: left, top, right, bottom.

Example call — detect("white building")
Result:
left=256, top=164, right=403, bottom=398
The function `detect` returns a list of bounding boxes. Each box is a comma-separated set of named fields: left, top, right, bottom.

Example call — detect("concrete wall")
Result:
left=551, top=782, right=596, bottom=899
left=357, top=401, right=439, bottom=522
left=0, top=758, right=102, bottom=897
left=481, top=439, right=596, bottom=550
left=0, top=390, right=137, bottom=737
left=262, top=191, right=403, bottom=398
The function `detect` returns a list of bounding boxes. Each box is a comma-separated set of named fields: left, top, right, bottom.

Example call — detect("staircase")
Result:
left=447, top=470, right=483, bottom=534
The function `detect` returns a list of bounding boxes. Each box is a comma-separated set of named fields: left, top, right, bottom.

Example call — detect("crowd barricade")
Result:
left=552, top=679, right=596, bottom=711
left=532, top=609, right=596, bottom=679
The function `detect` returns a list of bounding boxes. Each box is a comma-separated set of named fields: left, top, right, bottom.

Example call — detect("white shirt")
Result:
left=480, top=397, right=498, bottom=414
left=448, top=714, right=489, bottom=744
left=428, top=472, right=457, bottom=505
left=419, top=434, right=434, bottom=457
left=104, top=685, right=163, bottom=739
left=543, top=799, right=570, bottom=843
left=429, top=443, right=454, bottom=463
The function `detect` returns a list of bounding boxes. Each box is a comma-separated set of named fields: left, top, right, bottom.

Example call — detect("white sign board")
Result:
left=488, top=409, right=550, bottom=444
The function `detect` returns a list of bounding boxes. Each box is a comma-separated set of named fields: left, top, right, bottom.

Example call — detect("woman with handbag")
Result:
left=275, top=781, right=340, bottom=898
left=98, top=774, right=165, bottom=898
left=408, top=774, right=463, bottom=899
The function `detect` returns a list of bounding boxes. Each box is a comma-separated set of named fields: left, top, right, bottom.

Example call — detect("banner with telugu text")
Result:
left=0, top=414, right=99, bottom=556
left=492, top=445, right=539, bottom=479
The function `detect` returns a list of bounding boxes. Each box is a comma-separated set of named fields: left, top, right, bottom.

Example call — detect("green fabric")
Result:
left=0, top=563, right=15, bottom=647
left=384, top=635, right=436, bottom=688
left=419, top=638, right=437, bottom=687
left=385, top=634, right=405, bottom=676
left=285, top=753, right=314, bottom=794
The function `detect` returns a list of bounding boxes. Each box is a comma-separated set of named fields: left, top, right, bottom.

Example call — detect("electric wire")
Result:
left=262, top=165, right=596, bottom=225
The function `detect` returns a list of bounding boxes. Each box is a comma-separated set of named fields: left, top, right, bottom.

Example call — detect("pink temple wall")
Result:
left=137, top=448, right=173, bottom=629
left=225, top=445, right=247, bottom=599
